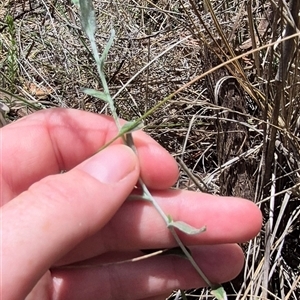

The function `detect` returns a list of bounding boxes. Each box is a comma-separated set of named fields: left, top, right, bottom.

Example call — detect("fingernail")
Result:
left=81, top=145, right=137, bottom=184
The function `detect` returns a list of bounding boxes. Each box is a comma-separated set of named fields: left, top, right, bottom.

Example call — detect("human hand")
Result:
left=1, top=109, right=262, bottom=300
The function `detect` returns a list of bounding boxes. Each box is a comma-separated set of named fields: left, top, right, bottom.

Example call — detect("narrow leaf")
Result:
left=120, top=120, right=144, bottom=135
left=82, top=88, right=108, bottom=102
left=167, top=217, right=206, bottom=235
left=99, top=29, right=115, bottom=70
left=211, top=285, right=227, bottom=300
left=71, top=0, right=79, bottom=6
left=79, top=0, right=96, bottom=37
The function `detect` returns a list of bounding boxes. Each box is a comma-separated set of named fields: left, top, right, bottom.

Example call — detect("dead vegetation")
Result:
left=0, top=0, right=299, bottom=299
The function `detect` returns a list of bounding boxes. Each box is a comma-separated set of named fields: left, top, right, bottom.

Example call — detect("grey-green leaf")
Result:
left=79, top=0, right=96, bottom=37
left=71, top=0, right=79, bottom=6
left=167, top=217, right=206, bottom=235
left=82, top=88, right=108, bottom=102
left=99, top=29, right=115, bottom=70
left=211, top=285, right=227, bottom=300
left=120, top=120, right=144, bottom=135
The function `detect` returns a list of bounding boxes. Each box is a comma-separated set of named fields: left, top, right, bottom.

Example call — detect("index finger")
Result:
left=1, top=108, right=178, bottom=201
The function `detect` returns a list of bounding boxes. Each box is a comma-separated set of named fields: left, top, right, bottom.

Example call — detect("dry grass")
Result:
left=1, top=0, right=299, bottom=299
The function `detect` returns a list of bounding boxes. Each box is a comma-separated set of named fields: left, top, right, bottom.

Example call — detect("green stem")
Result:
left=126, top=132, right=213, bottom=286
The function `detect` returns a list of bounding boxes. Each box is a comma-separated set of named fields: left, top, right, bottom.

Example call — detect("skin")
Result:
left=0, top=108, right=262, bottom=300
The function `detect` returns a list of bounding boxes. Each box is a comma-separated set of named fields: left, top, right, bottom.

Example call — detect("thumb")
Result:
left=1, top=144, right=139, bottom=300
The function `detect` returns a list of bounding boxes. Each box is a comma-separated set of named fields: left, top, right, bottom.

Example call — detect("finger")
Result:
left=52, top=244, right=244, bottom=300
left=24, top=272, right=52, bottom=300
left=1, top=108, right=178, bottom=201
left=0, top=145, right=139, bottom=300
left=57, top=191, right=262, bottom=265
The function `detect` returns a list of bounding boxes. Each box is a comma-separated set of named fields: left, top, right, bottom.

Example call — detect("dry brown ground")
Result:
left=1, top=0, right=299, bottom=299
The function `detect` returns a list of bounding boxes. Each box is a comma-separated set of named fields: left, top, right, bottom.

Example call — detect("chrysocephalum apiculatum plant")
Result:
left=73, top=0, right=227, bottom=299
